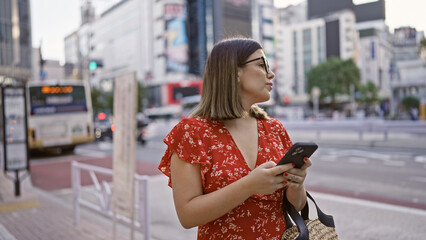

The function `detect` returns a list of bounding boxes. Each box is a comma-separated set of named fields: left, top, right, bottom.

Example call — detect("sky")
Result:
left=31, top=0, right=426, bottom=63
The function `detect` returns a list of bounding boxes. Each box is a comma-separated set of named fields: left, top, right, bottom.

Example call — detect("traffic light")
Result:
left=89, top=59, right=103, bottom=70
left=89, top=61, right=97, bottom=70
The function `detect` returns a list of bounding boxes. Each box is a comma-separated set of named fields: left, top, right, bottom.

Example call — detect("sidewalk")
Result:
left=2, top=167, right=426, bottom=240
left=0, top=169, right=196, bottom=240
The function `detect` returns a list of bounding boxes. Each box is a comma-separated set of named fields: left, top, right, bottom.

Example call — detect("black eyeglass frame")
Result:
left=239, top=56, right=270, bottom=74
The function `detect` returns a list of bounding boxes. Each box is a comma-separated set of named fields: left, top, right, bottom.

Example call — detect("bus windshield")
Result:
left=29, top=85, right=87, bottom=115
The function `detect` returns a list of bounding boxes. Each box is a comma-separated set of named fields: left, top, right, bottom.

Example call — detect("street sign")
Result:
left=2, top=87, right=28, bottom=171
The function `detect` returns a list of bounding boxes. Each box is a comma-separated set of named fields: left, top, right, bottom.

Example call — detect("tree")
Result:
left=306, top=57, right=360, bottom=108
left=419, top=37, right=426, bottom=59
left=91, top=87, right=105, bottom=115
left=401, top=96, right=419, bottom=111
left=357, top=81, right=380, bottom=116
left=358, top=81, right=379, bottom=106
left=91, top=81, right=146, bottom=118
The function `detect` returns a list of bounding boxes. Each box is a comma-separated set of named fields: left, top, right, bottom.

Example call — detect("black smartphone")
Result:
left=277, top=142, right=318, bottom=168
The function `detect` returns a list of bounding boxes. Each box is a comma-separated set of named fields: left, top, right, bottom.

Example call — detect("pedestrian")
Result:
left=158, top=37, right=312, bottom=239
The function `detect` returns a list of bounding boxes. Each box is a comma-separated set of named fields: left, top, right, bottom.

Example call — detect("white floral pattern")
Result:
left=159, top=117, right=293, bottom=239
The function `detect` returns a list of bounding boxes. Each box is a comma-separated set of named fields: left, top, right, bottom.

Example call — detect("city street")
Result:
left=1, top=121, right=424, bottom=240
left=28, top=127, right=426, bottom=210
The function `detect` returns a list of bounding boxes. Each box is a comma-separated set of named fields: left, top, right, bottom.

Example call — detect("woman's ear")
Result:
left=237, top=68, right=243, bottom=82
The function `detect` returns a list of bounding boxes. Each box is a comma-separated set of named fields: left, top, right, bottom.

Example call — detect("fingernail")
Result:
left=304, top=157, right=308, bottom=162
left=291, top=163, right=295, bottom=167
left=284, top=172, right=288, bottom=176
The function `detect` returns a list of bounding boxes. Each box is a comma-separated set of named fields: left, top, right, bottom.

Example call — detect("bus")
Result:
left=26, top=80, right=95, bottom=152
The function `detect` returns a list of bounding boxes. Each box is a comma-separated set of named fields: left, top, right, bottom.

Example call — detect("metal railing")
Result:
left=282, top=120, right=426, bottom=141
left=71, top=161, right=150, bottom=240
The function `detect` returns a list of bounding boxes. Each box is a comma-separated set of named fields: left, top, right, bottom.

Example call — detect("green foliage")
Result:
left=307, top=57, right=360, bottom=106
left=401, top=96, right=420, bottom=111
left=90, top=87, right=106, bottom=115
left=357, top=81, right=379, bottom=105
left=419, top=37, right=426, bottom=58
left=91, top=81, right=146, bottom=117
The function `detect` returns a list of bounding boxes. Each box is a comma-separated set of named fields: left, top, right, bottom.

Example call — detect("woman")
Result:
left=158, top=38, right=312, bottom=239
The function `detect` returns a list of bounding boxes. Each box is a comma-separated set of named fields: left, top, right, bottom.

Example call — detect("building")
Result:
left=391, top=27, right=426, bottom=116
left=65, top=0, right=203, bottom=108
left=0, top=0, right=32, bottom=85
left=276, top=18, right=326, bottom=102
left=275, top=0, right=397, bottom=114
left=276, top=5, right=358, bottom=104
left=356, top=21, right=393, bottom=100
left=307, top=0, right=386, bottom=22
left=66, top=0, right=280, bottom=108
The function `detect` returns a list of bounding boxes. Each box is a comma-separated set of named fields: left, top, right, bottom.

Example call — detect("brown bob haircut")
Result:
left=191, top=37, right=269, bottom=120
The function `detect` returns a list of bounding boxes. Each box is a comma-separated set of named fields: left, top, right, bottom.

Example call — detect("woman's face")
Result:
left=238, top=49, right=275, bottom=108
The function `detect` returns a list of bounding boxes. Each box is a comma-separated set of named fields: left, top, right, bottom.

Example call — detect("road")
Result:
left=29, top=135, right=426, bottom=210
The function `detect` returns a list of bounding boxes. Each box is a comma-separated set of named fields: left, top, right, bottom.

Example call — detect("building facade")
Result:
left=0, top=0, right=32, bottom=85
left=356, top=20, right=393, bottom=99
left=276, top=18, right=326, bottom=103
left=276, top=6, right=358, bottom=104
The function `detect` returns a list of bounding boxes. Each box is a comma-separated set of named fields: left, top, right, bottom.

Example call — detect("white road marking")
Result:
left=383, top=161, right=406, bottom=167
left=313, top=191, right=426, bottom=216
left=410, top=176, right=426, bottom=183
left=318, top=157, right=338, bottom=162
left=348, top=157, right=368, bottom=164
left=337, top=149, right=392, bottom=160
left=415, top=156, right=426, bottom=163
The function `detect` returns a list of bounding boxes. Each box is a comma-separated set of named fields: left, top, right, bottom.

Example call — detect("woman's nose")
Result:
left=267, top=70, right=275, bottom=80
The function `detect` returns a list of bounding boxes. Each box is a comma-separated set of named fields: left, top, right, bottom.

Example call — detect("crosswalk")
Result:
left=314, top=147, right=426, bottom=168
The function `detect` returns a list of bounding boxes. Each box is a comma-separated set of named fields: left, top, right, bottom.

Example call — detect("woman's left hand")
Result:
left=284, top=157, right=312, bottom=190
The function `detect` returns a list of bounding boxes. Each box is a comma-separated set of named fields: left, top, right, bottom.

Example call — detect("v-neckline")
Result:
left=221, top=118, right=260, bottom=171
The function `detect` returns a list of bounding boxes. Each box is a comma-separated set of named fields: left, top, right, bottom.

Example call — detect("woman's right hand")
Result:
left=243, top=161, right=295, bottom=195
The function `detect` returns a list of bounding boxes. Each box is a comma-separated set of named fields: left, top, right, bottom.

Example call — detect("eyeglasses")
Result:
left=239, top=56, right=270, bottom=74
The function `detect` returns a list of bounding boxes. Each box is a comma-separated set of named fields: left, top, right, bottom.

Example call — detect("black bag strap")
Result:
left=282, top=191, right=335, bottom=240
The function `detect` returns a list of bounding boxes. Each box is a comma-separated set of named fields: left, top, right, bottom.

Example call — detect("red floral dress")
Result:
left=159, top=117, right=293, bottom=239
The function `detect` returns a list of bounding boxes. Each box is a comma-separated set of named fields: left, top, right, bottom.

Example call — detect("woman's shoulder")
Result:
left=177, top=116, right=220, bottom=130
left=260, top=117, right=283, bottom=127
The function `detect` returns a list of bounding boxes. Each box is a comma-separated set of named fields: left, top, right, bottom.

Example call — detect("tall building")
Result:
left=65, top=0, right=202, bottom=108
left=187, top=0, right=255, bottom=76
left=0, top=0, right=32, bottom=85
left=276, top=18, right=326, bottom=103
left=276, top=4, right=358, bottom=104
left=391, top=28, right=426, bottom=115
left=356, top=21, right=393, bottom=99
left=307, top=0, right=386, bottom=23
left=276, top=0, right=393, bottom=111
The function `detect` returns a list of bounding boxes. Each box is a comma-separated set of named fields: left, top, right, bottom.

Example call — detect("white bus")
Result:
left=27, top=80, right=95, bottom=152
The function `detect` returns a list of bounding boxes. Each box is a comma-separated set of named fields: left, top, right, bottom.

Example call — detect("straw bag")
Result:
left=281, top=191, right=339, bottom=240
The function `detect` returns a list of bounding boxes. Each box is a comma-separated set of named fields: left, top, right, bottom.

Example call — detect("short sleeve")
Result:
left=158, top=118, right=211, bottom=187
left=273, top=119, right=293, bottom=151
left=264, top=118, right=293, bottom=158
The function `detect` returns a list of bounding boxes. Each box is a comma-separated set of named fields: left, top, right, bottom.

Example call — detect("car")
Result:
left=94, top=113, right=149, bottom=144
left=94, top=118, right=113, bottom=141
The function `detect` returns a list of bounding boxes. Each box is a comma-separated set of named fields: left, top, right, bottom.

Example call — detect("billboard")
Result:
left=394, top=27, right=417, bottom=47
left=164, top=4, right=189, bottom=73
